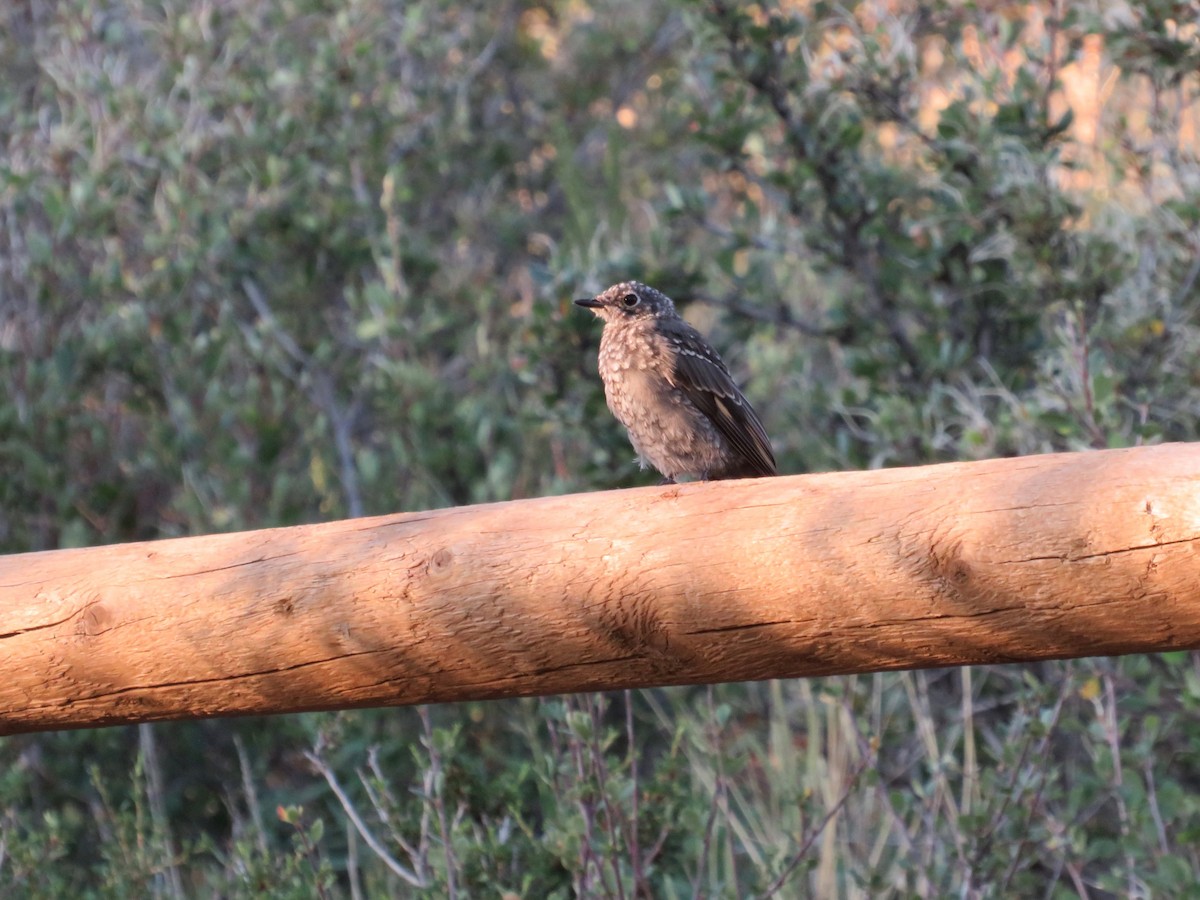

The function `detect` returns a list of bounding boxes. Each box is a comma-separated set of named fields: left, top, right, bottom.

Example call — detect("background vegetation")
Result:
left=3, top=0, right=1200, bottom=895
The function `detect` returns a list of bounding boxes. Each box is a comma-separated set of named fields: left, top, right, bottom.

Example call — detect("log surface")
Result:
left=2, top=444, right=1199, bottom=734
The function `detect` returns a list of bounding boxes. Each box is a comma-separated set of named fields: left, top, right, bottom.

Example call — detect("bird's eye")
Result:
left=621, top=293, right=640, bottom=309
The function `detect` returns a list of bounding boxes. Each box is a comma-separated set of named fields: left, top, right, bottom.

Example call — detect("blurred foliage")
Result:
left=3, top=0, right=1200, bottom=895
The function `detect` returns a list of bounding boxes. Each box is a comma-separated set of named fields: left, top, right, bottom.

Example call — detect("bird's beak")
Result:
left=574, top=297, right=603, bottom=310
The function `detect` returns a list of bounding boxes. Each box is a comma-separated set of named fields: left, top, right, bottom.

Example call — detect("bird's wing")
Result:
left=660, top=319, right=777, bottom=477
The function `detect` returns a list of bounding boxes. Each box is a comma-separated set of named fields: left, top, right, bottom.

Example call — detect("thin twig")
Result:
left=286, top=809, right=333, bottom=900
left=691, top=686, right=727, bottom=900
left=359, top=752, right=424, bottom=864
left=138, top=724, right=185, bottom=900
left=1170, top=243, right=1200, bottom=310
left=345, top=820, right=364, bottom=900
left=566, top=698, right=601, bottom=896
left=304, top=746, right=427, bottom=888
left=233, top=733, right=270, bottom=858
left=1102, top=674, right=1137, bottom=897
left=1142, top=756, right=1170, bottom=855
left=625, top=690, right=645, bottom=895
left=1075, top=305, right=1107, bottom=448
left=758, top=752, right=874, bottom=898
left=584, top=695, right=627, bottom=900
left=693, top=290, right=855, bottom=341
left=995, top=678, right=1074, bottom=894
left=1041, top=0, right=1062, bottom=126
left=1064, top=859, right=1092, bottom=898
left=242, top=277, right=366, bottom=516
left=419, top=706, right=459, bottom=899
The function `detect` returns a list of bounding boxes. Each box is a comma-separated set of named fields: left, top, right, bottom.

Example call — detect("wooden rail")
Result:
left=2, top=444, right=1199, bottom=734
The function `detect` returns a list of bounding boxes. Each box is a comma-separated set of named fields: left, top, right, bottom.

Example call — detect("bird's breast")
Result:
left=598, top=325, right=668, bottom=376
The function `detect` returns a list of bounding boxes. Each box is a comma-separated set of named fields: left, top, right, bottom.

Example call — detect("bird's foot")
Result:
left=658, top=475, right=677, bottom=485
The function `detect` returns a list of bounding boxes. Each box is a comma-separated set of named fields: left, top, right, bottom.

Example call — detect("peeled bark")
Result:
left=2, top=444, right=1199, bottom=735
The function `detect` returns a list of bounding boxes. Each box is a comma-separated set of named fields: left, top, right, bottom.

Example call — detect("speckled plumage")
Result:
left=575, top=281, right=776, bottom=482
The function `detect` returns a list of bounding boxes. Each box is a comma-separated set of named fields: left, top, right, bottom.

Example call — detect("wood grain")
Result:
left=2, top=444, right=1199, bottom=734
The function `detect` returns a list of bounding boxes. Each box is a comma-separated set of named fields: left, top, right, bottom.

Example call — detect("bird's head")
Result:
left=574, top=281, right=675, bottom=323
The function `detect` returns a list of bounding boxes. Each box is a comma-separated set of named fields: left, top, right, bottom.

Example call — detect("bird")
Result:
left=575, top=280, right=776, bottom=483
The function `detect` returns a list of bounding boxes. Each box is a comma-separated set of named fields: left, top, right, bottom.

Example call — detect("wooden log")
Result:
left=2, top=444, right=1199, bottom=735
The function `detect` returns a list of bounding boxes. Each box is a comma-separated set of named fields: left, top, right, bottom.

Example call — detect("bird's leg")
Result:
left=658, top=475, right=677, bottom=485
